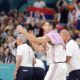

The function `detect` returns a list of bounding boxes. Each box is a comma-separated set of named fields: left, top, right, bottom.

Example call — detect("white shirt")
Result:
left=33, top=1, right=46, bottom=8
left=66, top=40, right=80, bottom=73
left=34, top=58, right=45, bottom=70
left=17, top=44, right=35, bottom=67
left=46, top=43, right=53, bottom=65
left=47, top=43, right=66, bottom=65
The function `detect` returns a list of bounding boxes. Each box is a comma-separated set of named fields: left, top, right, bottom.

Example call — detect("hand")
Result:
left=14, top=71, right=17, bottom=80
left=16, top=25, right=24, bottom=33
left=37, top=45, right=46, bottom=52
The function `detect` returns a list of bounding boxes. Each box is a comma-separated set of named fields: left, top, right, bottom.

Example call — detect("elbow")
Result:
left=33, top=58, right=36, bottom=66
left=66, top=56, right=72, bottom=63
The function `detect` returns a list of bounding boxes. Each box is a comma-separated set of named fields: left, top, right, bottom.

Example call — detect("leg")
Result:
left=33, top=67, right=45, bottom=80
left=75, top=70, right=80, bottom=80
left=67, top=70, right=77, bottom=80
left=44, top=64, right=58, bottom=80
left=53, top=63, right=67, bottom=80
left=36, top=68, right=45, bottom=80
left=16, top=67, right=33, bottom=80
left=16, top=67, right=26, bottom=80
left=44, top=63, right=67, bottom=80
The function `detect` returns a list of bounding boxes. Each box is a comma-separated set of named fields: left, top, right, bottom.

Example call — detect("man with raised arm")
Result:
left=17, top=21, right=67, bottom=80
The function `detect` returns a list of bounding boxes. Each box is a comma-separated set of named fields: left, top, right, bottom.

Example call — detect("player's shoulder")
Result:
left=18, top=44, right=29, bottom=49
left=66, top=40, right=76, bottom=47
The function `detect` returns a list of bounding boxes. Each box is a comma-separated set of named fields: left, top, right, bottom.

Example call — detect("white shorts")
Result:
left=44, top=63, right=67, bottom=80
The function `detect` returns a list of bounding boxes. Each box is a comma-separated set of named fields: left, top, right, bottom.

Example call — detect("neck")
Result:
left=65, top=38, right=71, bottom=43
left=48, top=29, right=53, bottom=32
left=17, top=42, right=23, bottom=46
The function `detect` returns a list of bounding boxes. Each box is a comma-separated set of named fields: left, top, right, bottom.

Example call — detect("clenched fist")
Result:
left=16, top=25, right=25, bottom=33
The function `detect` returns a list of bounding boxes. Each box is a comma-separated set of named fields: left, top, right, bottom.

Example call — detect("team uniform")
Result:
left=44, top=30, right=67, bottom=80
left=66, top=40, right=80, bottom=80
left=16, top=44, right=35, bottom=80
left=33, top=58, right=45, bottom=80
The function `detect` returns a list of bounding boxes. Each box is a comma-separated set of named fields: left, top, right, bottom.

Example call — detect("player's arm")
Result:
left=66, top=56, right=72, bottom=63
left=31, top=42, right=47, bottom=52
left=14, top=55, right=22, bottom=79
left=56, top=0, right=61, bottom=11
left=15, top=55, right=22, bottom=72
left=73, top=0, right=79, bottom=11
left=65, top=44, right=73, bottom=63
left=17, top=25, right=50, bottom=44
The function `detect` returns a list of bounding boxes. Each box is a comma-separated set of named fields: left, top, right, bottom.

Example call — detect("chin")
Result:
left=44, top=31, right=48, bottom=35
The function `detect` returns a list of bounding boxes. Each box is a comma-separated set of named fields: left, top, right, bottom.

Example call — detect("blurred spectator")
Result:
left=0, top=47, right=4, bottom=63
left=56, top=0, right=70, bottom=29
left=33, top=0, right=46, bottom=8
left=7, top=34, right=17, bottom=56
left=34, top=12, right=45, bottom=37
left=2, top=45, right=16, bottom=64
left=25, top=11, right=34, bottom=25
left=76, top=38, right=80, bottom=47
left=73, top=0, right=80, bottom=30
left=34, top=12, right=46, bottom=24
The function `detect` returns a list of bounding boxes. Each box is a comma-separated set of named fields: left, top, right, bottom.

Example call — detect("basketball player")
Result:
left=17, top=21, right=67, bottom=80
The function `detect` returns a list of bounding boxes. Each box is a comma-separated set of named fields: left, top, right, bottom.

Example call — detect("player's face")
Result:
left=42, top=22, right=50, bottom=34
left=16, top=38, right=21, bottom=46
left=60, top=33, right=67, bottom=43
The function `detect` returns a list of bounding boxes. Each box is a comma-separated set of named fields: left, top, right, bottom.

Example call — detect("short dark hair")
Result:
left=43, top=21, right=56, bottom=29
left=27, top=24, right=34, bottom=31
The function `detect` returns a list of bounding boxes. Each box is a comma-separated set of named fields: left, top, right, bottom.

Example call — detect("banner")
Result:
left=0, top=64, right=15, bottom=80
left=27, top=6, right=55, bottom=15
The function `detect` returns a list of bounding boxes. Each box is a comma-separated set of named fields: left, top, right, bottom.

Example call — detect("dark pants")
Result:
left=67, top=70, right=80, bottom=80
left=33, top=67, right=45, bottom=80
left=16, top=66, right=33, bottom=80
left=43, top=61, right=49, bottom=74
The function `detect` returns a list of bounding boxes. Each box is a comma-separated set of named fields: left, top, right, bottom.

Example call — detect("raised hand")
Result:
left=16, top=25, right=25, bottom=34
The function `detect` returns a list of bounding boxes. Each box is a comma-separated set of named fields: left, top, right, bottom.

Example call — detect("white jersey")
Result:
left=34, top=58, right=45, bottom=70
left=47, top=43, right=66, bottom=65
left=44, top=30, right=67, bottom=80
left=17, top=44, right=35, bottom=67
left=66, top=40, right=80, bottom=73
left=46, top=43, right=53, bottom=65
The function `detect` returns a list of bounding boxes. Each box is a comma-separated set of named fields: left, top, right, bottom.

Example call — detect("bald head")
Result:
left=60, top=30, right=71, bottom=43
left=60, top=30, right=70, bottom=36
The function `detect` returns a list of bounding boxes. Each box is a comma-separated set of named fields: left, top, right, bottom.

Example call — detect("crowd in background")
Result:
left=0, top=0, right=80, bottom=80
